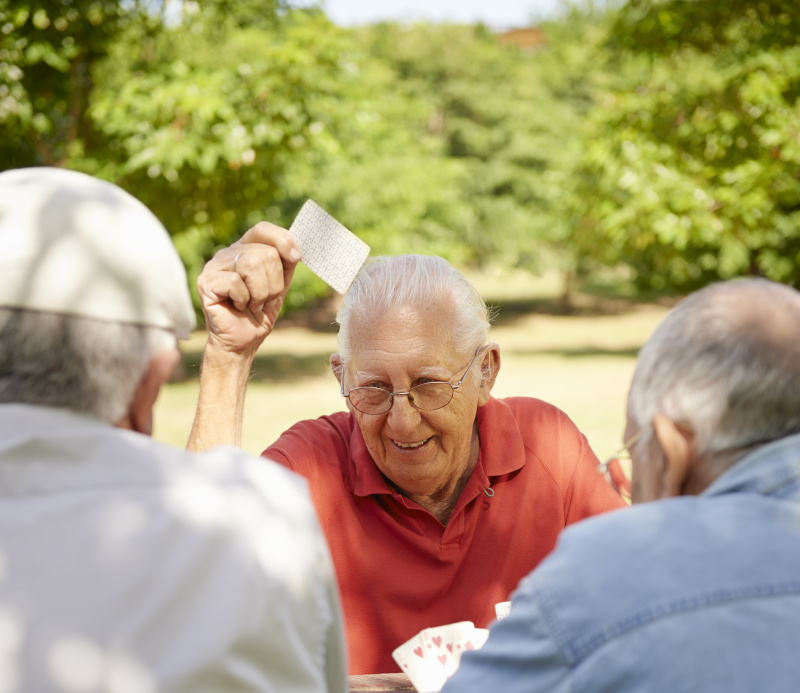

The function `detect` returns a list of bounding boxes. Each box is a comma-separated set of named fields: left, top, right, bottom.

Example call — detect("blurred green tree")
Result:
left=17, top=0, right=790, bottom=309
left=0, top=0, right=286, bottom=168
left=0, top=0, right=133, bottom=167
left=86, top=7, right=363, bottom=306
left=572, top=0, right=800, bottom=291
left=353, top=22, right=573, bottom=274
left=0, top=1, right=345, bottom=309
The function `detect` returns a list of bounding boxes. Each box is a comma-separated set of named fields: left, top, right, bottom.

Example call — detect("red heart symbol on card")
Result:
left=465, top=641, right=474, bottom=650
left=432, top=636, right=442, bottom=648
left=414, top=647, right=424, bottom=658
left=446, top=644, right=453, bottom=653
left=438, top=654, right=447, bottom=665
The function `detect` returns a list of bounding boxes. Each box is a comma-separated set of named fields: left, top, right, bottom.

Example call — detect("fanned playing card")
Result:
left=494, top=601, right=512, bottom=620
left=289, top=200, right=370, bottom=294
left=420, top=621, right=475, bottom=677
left=392, top=621, right=490, bottom=692
left=392, top=633, right=447, bottom=693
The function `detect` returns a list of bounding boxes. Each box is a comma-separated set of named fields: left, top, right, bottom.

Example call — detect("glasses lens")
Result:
left=348, top=387, right=392, bottom=414
left=408, top=382, right=454, bottom=411
left=605, top=457, right=632, bottom=499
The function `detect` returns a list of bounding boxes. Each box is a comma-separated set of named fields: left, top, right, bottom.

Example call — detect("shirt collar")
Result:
left=475, top=396, right=527, bottom=476
left=702, top=433, right=800, bottom=499
left=348, top=396, right=526, bottom=498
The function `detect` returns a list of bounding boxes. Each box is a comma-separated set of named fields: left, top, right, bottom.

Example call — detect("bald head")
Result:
left=628, top=279, right=800, bottom=466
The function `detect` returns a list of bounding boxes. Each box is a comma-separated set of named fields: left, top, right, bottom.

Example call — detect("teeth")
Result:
left=394, top=438, right=429, bottom=449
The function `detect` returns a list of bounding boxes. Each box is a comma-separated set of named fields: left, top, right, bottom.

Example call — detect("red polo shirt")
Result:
left=263, top=396, right=626, bottom=674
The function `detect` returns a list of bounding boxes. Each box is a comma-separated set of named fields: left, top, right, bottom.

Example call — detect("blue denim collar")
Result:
left=703, top=432, right=800, bottom=499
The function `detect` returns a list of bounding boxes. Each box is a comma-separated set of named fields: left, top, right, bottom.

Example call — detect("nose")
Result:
left=386, top=392, right=421, bottom=430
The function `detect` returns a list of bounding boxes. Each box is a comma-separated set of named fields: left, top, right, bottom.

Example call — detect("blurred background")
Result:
left=2, top=0, right=798, bottom=456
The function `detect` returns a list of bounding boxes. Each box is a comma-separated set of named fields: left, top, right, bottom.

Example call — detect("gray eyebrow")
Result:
left=352, top=370, right=384, bottom=383
left=352, top=365, right=453, bottom=385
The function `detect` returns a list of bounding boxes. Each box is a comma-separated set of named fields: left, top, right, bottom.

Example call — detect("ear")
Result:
left=330, top=353, right=344, bottom=386
left=477, top=344, right=501, bottom=406
left=330, top=353, right=354, bottom=412
left=116, top=348, right=181, bottom=436
left=651, top=412, right=694, bottom=498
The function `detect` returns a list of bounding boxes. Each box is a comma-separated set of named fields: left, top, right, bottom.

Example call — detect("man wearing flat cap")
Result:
left=0, top=167, right=347, bottom=692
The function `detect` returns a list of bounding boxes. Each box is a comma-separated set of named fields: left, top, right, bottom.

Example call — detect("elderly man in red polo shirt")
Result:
left=188, top=222, right=625, bottom=674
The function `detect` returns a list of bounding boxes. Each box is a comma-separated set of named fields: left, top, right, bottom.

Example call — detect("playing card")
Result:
left=495, top=601, right=512, bottom=620
left=393, top=621, right=490, bottom=692
left=455, top=628, right=489, bottom=663
left=392, top=633, right=447, bottom=693
left=288, top=200, right=370, bottom=294
left=420, top=622, right=475, bottom=677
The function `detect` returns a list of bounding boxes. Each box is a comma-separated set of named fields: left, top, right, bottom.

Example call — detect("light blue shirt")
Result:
left=443, top=433, right=800, bottom=693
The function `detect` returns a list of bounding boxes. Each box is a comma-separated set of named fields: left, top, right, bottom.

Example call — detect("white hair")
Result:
left=335, top=255, right=494, bottom=378
left=0, top=308, right=175, bottom=424
left=627, top=278, right=800, bottom=464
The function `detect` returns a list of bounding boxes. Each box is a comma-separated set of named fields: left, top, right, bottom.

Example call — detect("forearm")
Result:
left=187, top=343, right=254, bottom=452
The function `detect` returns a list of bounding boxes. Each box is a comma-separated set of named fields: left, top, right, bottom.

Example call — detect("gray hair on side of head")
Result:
left=335, top=255, right=494, bottom=378
left=0, top=307, right=176, bottom=424
left=627, top=278, right=800, bottom=463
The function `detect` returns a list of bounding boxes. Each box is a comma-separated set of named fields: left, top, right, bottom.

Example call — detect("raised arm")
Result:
left=187, top=222, right=301, bottom=452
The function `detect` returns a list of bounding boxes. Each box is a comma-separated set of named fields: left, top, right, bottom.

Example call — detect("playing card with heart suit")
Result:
left=420, top=621, right=475, bottom=677
left=455, top=626, right=490, bottom=654
left=392, top=633, right=447, bottom=693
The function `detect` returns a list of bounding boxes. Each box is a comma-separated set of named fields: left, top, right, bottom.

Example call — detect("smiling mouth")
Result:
left=392, top=437, right=432, bottom=450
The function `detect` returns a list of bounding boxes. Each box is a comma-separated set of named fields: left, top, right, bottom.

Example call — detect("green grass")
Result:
left=153, top=273, right=668, bottom=460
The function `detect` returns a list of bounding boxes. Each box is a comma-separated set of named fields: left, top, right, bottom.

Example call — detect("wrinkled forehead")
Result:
left=346, top=302, right=463, bottom=374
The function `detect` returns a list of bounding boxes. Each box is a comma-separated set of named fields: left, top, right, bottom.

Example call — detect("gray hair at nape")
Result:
left=0, top=307, right=176, bottom=424
left=627, top=278, right=800, bottom=462
left=335, top=255, right=494, bottom=374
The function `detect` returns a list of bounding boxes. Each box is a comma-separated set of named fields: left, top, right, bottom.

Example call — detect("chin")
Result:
left=390, top=472, right=443, bottom=498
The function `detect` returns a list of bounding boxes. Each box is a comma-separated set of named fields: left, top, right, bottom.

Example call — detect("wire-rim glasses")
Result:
left=597, top=427, right=647, bottom=502
left=341, top=346, right=485, bottom=415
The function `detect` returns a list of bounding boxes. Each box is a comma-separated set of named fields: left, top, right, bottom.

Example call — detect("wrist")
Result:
left=199, top=341, right=256, bottom=393
left=203, top=333, right=261, bottom=365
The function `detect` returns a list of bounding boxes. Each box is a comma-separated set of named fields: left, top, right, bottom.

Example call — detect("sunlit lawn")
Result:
left=153, top=271, right=669, bottom=459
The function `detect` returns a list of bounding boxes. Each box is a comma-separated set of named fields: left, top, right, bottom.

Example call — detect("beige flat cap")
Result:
left=0, top=167, right=195, bottom=339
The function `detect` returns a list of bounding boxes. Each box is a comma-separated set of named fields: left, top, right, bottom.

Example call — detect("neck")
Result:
left=407, top=422, right=481, bottom=526
left=686, top=448, right=748, bottom=495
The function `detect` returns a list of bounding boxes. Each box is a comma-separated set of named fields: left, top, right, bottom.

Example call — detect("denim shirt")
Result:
left=443, top=434, right=800, bottom=693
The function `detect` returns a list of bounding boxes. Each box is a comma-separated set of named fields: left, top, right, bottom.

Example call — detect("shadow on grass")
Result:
left=505, top=346, right=641, bottom=359
left=489, top=296, right=639, bottom=326
left=172, top=350, right=334, bottom=384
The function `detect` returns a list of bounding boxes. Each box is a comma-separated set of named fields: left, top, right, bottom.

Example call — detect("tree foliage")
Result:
left=0, top=0, right=129, bottom=167
left=574, top=0, right=800, bottom=291
left=2, top=0, right=800, bottom=308
left=89, top=8, right=364, bottom=304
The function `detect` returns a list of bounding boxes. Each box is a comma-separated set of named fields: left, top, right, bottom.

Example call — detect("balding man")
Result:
left=443, top=278, right=800, bottom=693
left=0, top=168, right=347, bottom=693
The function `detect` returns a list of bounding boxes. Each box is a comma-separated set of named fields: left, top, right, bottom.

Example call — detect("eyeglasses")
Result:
left=341, top=347, right=484, bottom=415
left=597, top=427, right=647, bottom=502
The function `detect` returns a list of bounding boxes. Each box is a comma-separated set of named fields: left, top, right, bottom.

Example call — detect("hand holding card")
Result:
left=289, top=200, right=370, bottom=294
